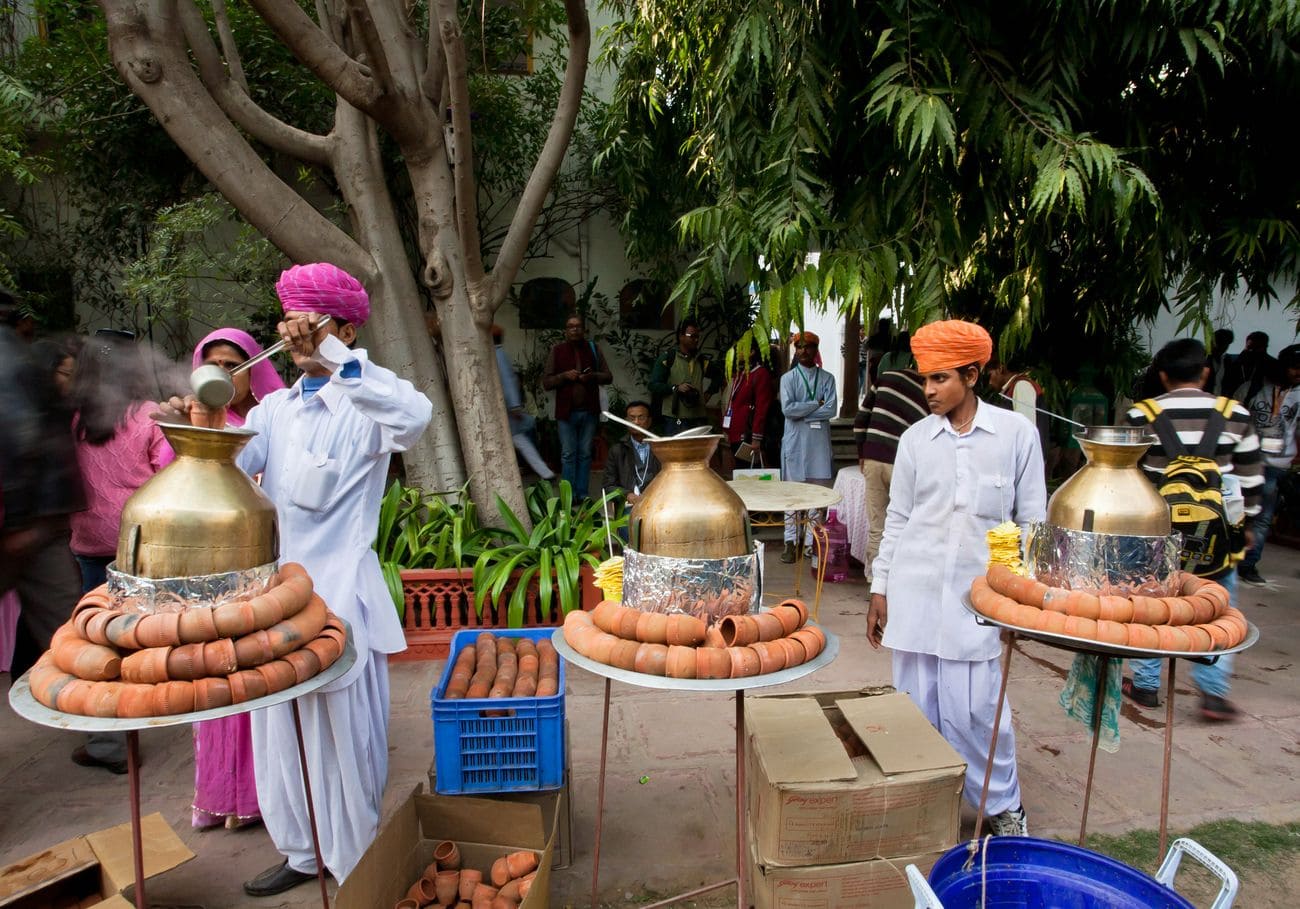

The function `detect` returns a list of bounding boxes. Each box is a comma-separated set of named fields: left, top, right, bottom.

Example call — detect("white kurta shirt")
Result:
left=870, top=400, right=1045, bottom=662
left=779, top=364, right=838, bottom=481
left=239, top=335, right=433, bottom=688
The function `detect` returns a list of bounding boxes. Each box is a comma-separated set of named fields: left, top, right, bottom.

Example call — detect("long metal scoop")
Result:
left=190, top=316, right=332, bottom=407
left=600, top=411, right=715, bottom=440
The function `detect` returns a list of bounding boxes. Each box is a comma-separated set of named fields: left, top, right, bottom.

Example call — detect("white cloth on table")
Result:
left=892, top=650, right=1022, bottom=816
left=252, top=655, right=389, bottom=880
left=239, top=333, right=432, bottom=880
left=832, top=465, right=869, bottom=564
left=871, top=400, right=1045, bottom=662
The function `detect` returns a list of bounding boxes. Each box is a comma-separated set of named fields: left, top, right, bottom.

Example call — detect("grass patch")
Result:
left=1083, top=819, right=1300, bottom=874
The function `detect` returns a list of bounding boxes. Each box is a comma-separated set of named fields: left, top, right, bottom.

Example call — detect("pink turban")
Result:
left=276, top=263, right=371, bottom=327
left=911, top=320, right=993, bottom=374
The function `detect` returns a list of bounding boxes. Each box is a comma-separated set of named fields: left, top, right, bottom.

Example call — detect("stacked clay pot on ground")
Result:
left=29, top=562, right=348, bottom=718
left=970, top=564, right=1249, bottom=651
left=395, top=842, right=539, bottom=909
left=442, top=634, right=559, bottom=700
left=562, top=598, right=825, bottom=679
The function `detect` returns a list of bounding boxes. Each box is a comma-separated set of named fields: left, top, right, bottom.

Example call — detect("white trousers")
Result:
left=892, top=650, right=1022, bottom=816
left=251, top=653, right=390, bottom=882
left=512, top=432, right=554, bottom=479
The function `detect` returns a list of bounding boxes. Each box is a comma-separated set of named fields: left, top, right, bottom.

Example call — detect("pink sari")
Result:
left=190, top=329, right=286, bottom=829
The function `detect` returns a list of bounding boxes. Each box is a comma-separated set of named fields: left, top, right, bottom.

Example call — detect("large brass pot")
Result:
left=1047, top=426, right=1171, bottom=536
left=629, top=435, right=752, bottom=558
left=117, top=423, right=278, bottom=578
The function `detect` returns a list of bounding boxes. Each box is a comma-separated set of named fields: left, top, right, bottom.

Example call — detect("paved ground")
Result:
left=2, top=544, right=1297, bottom=907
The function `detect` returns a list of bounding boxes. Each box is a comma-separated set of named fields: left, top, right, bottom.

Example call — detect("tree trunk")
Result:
left=841, top=308, right=860, bottom=418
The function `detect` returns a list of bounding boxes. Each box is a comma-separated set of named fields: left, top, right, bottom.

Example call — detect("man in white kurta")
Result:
left=867, top=320, right=1045, bottom=837
left=779, top=332, right=838, bottom=561
left=237, top=264, right=432, bottom=893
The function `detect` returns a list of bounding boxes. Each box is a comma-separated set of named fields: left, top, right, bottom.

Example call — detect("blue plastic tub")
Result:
left=928, top=837, right=1195, bottom=908
left=431, top=627, right=565, bottom=795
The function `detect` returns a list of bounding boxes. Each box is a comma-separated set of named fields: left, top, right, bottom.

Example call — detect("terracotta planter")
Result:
left=392, top=564, right=600, bottom=661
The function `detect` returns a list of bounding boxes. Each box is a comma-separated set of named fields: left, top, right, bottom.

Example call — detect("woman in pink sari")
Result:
left=190, top=328, right=286, bottom=829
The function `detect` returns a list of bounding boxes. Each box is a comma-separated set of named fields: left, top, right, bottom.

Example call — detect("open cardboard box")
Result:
left=337, top=785, right=558, bottom=909
left=748, top=839, right=943, bottom=909
left=0, top=814, right=193, bottom=909
left=747, top=688, right=965, bottom=867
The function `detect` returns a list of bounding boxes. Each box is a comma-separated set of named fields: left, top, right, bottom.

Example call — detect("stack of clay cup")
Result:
left=28, top=562, right=347, bottom=717
left=562, top=598, right=825, bottom=679
left=394, top=840, right=540, bottom=909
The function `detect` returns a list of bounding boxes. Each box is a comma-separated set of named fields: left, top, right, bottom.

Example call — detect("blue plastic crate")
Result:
left=431, top=627, right=566, bottom=795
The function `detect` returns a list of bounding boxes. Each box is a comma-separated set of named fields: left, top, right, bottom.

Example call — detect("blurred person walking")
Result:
left=495, top=325, right=554, bottom=480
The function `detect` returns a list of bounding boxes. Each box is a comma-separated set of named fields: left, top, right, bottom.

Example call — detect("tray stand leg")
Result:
left=591, top=678, right=612, bottom=908
left=974, top=633, right=1016, bottom=840
left=1158, top=658, right=1177, bottom=858
left=290, top=699, right=331, bottom=909
left=792, top=512, right=804, bottom=598
left=810, top=522, right=829, bottom=621
left=1078, top=654, right=1109, bottom=845
left=127, top=730, right=147, bottom=909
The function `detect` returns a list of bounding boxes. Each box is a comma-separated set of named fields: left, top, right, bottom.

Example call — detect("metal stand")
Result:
left=8, top=631, right=356, bottom=909
left=553, top=628, right=839, bottom=908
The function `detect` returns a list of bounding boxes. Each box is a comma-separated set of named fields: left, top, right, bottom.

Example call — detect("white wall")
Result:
left=1141, top=281, right=1299, bottom=356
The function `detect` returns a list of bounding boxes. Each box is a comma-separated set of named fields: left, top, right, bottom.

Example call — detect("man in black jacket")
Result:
left=601, top=401, right=661, bottom=511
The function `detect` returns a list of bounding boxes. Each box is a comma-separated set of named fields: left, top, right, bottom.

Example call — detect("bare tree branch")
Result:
left=421, top=0, right=445, bottom=103
left=344, top=0, right=396, bottom=95
left=434, top=0, right=484, bottom=286
left=487, top=0, right=590, bottom=307
left=209, top=0, right=247, bottom=91
left=314, top=0, right=344, bottom=45
left=244, top=0, right=381, bottom=109
left=178, top=0, right=332, bottom=166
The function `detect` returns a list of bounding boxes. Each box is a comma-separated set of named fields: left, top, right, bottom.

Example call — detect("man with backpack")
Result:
left=647, top=318, right=724, bottom=436
left=1125, top=338, right=1264, bottom=722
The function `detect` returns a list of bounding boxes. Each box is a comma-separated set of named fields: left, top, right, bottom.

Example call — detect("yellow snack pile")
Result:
left=593, top=555, right=624, bottom=602
left=986, top=521, right=1025, bottom=575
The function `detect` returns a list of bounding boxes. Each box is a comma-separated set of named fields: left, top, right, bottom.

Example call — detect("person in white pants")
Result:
left=866, top=319, right=1045, bottom=837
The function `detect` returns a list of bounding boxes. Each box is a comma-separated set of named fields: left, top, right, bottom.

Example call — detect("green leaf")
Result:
left=538, top=546, right=554, bottom=620
left=508, top=566, right=538, bottom=628
left=381, top=560, right=405, bottom=622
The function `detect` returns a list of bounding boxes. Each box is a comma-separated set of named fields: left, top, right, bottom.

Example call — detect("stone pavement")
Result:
left=2, top=547, right=1297, bottom=907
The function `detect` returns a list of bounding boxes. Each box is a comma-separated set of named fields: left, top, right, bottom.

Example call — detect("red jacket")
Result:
left=724, top=366, right=776, bottom=445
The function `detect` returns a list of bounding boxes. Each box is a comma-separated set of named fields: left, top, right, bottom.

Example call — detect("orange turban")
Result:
left=790, top=331, right=820, bottom=346
left=910, top=320, right=993, bottom=374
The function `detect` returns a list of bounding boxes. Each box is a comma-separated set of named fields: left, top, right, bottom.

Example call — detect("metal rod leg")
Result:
left=1158, top=658, right=1177, bottom=858
left=1078, top=656, right=1109, bottom=845
left=974, top=634, right=1016, bottom=840
left=291, top=700, right=330, bottom=909
left=792, top=512, right=804, bottom=597
left=736, top=691, right=746, bottom=909
left=591, top=678, right=612, bottom=908
left=127, top=730, right=146, bottom=909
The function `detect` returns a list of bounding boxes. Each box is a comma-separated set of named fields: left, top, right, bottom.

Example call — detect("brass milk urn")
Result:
left=629, top=434, right=752, bottom=558
left=1047, top=426, right=1171, bottom=536
left=117, top=423, right=279, bottom=578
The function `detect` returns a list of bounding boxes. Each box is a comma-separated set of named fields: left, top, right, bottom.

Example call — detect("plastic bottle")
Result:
left=812, top=509, right=850, bottom=583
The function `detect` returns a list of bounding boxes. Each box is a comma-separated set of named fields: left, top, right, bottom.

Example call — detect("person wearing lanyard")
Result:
left=601, top=401, right=661, bottom=535
left=778, top=332, right=837, bottom=563
left=1234, top=344, right=1300, bottom=586
left=866, top=320, right=1045, bottom=837
left=723, top=346, right=777, bottom=467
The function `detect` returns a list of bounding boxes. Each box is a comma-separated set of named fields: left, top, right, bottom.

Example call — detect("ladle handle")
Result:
left=231, top=315, right=332, bottom=376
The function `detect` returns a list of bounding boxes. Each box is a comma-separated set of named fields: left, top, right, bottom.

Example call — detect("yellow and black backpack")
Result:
left=1133, top=396, right=1245, bottom=577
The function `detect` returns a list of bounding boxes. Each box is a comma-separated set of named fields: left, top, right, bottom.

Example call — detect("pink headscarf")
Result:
left=192, top=327, right=287, bottom=426
left=275, top=262, right=371, bottom=327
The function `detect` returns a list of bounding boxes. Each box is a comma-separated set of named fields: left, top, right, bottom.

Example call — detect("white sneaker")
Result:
left=988, top=805, right=1029, bottom=837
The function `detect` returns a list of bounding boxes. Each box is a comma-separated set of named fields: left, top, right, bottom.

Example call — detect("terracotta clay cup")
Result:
left=591, top=600, right=620, bottom=632
left=394, top=900, right=419, bottom=909
left=635, top=610, right=669, bottom=645
left=420, top=861, right=440, bottom=883
left=696, top=646, right=731, bottom=680
left=665, top=644, right=697, bottom=679
left=610, top=639, right=641, bottom=672
left=773, top=637, right=806, bottom=669
left=517, top=871, right=537, bottom=899
left=703, top=624, right=726, bottom=649
left=752, top=611, right=785, bottom=642
left=616, top=608, right=642, bottom=641
left=589, top=631, right=618, bottom=665
left=750, top=641, right=786, bottom=675
left=435, top=869, right=461, bottom=904
left=433, top=839, right=461, bottom=871
left=664, top=613, right=706, bottom=646
left=470, top=883, right=498, bottom=909
left=633, top=642, right=669, bottom=676
left=490, top=898, right=515, bottom=909
left=505, top=850, right=538, bottom=879
left=490, top=855, right=511, bottom=887
left=790, top=628, right=824, bottom=661
left=728, top=645, right=760, bottom=678
left=496, top=879, right=522, bottom=901
left=719, top=614, right=759, bottom=647
left=776, top=598, right=810, bottom=626
left=458, top=869, right=483, bottom=901
left=770, top=604, right=804, bottom=636
left=406, top=876, right=438, bottom=905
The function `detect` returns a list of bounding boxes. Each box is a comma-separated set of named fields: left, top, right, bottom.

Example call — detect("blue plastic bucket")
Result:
left=928, top=837, right=1194, bottom=908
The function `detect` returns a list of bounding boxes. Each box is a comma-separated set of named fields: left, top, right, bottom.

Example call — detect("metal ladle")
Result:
left=190, top=316, right=332, bottom=408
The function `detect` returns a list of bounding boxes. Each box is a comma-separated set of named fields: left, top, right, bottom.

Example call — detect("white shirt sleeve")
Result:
left=313, top=334, right=433, bottom=454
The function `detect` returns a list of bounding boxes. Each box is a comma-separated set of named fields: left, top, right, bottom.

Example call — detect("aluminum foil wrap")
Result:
left=106, top=561, right=279, bottom=614
left=621, top=547, right=760, bottom=625
left=1026, top=523, right=1180, bottom=597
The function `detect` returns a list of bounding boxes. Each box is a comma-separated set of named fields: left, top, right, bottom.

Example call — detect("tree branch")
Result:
left=344, top=0, right=396, bottom=95
left=314, top=0, right=343, bottom=46
left=487, top=0, right=590, bottom=308
left=434, top=0, right=484, bottom=285
left=178, top=0, right=333, bottom=166
left=244, top=0, right=381, bottom=110
left=209, top=0, right=247, bottom=91
left=421, top=0, right=445, bottom=104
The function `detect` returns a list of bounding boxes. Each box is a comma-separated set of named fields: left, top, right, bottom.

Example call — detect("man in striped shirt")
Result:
left=855, top=366, right=929, bottom=580
left=1124, top=337, right=1263, bottom=722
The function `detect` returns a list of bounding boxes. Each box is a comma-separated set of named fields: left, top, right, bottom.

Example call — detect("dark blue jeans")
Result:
left=556, top=411, right=597, bottom=499
left=1242, top=464, right=1285, bottom=570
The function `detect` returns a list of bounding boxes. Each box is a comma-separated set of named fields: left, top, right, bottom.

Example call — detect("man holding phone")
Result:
left=542, top=315, right=612, bottom=499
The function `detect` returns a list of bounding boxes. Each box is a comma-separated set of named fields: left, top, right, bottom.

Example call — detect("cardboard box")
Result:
left=429, top=763, right=573, bottom=871
left=747, top=689, right=965, bottom=867
left=749, top=839, right=943, bottom=909
left=336, top=785, right=558, bottom=909
left=0, top=814, right=194, bottom=909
